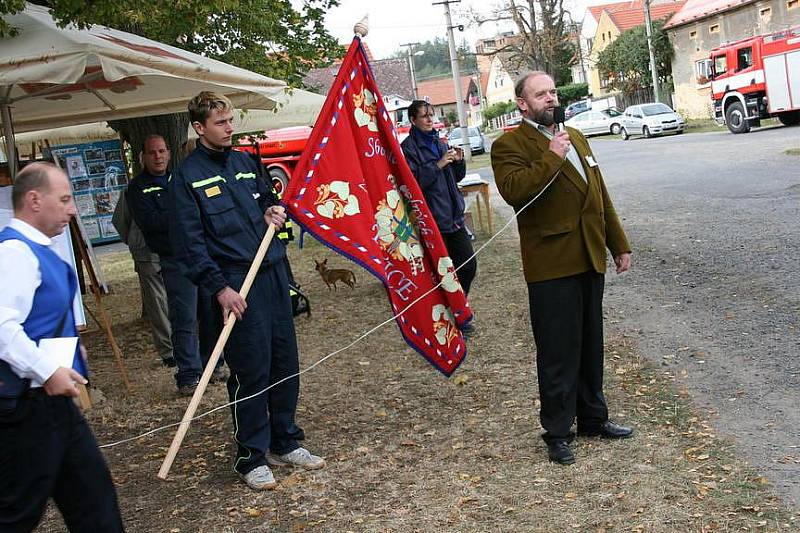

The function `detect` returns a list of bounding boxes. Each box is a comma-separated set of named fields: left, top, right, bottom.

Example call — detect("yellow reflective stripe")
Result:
left=191, top=175, right=226, bottom=188
left=235, top=172, right=256, bottom=180
left=141, top=186, right=163, bottom=194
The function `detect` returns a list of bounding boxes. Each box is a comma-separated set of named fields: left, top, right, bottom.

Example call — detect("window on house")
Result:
left=788, top=0, right=798, bottom=9
left=689, top=30, right=697, bottom=38
left=695, top=59, right=712, bottom=84
left=602, top=34, right=606, bottom=43
left=760, top=6, right=772, bottom=17
left=736, top=47, right=753, bottom=71
left=709, top=23, right=720, bottom=33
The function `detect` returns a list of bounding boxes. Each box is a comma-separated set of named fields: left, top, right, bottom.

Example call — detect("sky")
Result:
left=322, top=0, right=600, bottom=60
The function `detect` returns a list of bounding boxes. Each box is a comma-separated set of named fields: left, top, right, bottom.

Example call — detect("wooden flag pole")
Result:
left=158, top=223, right=277, bottom=480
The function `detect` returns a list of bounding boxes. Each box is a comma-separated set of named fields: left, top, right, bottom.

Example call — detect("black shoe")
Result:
left=177, top=380, right=199, bottom=397
left=547, top=440, right=575, bottom=465
left=161, top=356, right=177, bottom=368
left=577, top=421, right=633, bottom=439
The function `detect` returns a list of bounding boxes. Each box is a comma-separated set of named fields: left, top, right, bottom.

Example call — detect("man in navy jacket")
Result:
left=127, top=135, right=223, bottom=394
left=169, top=92, right=324, bottom=491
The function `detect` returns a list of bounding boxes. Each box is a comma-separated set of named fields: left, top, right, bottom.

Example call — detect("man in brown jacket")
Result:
left=491, top=72, right=633, bottom=465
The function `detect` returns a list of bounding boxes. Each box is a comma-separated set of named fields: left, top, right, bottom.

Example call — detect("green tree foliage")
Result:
left=392, top=37, right=476, bottom=81
left=2, top=0, right=341, bottom=86
left=1, top=0, right=341, bottom=168
left=596, top=19, right=673, bottom=94
left=483, top=101, right=520, bottom=120
left=557, top=82, right=589, bottom=105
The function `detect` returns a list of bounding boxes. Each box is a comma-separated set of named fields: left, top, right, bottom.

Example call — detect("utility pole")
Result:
left=433, top=0, right=471, bottom=163
left=400, top=42, right=421, bottom=99
left=643, top=0, right=661, bottom=102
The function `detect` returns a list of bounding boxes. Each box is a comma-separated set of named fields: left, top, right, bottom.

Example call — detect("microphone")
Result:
left=553, top=106, right=566, bottom=132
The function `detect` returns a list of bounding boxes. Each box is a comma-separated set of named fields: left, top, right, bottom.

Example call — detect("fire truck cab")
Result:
left=710, top=26, right=800, bottom=133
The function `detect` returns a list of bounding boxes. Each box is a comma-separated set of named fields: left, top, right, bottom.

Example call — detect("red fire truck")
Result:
left=236, top=126, right=312, bottom=195
left=710, top=26, right=800, bottom=134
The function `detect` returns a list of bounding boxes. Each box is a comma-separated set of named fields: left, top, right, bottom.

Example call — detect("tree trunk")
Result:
left=108, top=112, right=190, bottom=175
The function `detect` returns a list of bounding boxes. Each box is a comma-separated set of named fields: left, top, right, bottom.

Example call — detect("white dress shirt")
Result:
left=0, top=218, right=62, bottom=387
left=523, top=117, right=588, bottom=182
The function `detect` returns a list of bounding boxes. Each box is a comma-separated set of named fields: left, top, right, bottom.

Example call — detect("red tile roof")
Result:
left=663, top=0, right=758, bottom=29
left=417, top=75, right=474, bottom=106
left=608, top=1, right=686, bottom=30
left=588, top=1, right=641, bottom=23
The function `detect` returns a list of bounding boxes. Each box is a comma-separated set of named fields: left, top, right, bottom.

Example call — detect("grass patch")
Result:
left=684, top=119, right=724, bottom=134
left=39, top=219, right=799, bottom=532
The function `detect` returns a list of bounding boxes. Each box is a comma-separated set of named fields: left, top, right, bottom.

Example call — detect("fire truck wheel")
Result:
left=620, top=127, right=629, bottom=140
left=725, top=102, right=750, bottom=134
left=269, top=167, right=289, bottom=197
left=777, top=111, right=800, bottom=126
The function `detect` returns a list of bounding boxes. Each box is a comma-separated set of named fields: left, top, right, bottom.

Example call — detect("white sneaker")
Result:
left=267, top=447, right=326, bottom=470
left=240, top=465, right=277, bottom=490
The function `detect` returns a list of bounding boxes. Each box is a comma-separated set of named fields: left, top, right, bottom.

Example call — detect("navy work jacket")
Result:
left=169, top=142, right=284, bottom=295
left=127, top=170, right=171, bottom=256
left=400, top=126, right=466, bottom=233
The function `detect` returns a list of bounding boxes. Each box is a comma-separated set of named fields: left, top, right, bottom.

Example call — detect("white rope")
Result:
left=99, top=170, right=560, bottom=449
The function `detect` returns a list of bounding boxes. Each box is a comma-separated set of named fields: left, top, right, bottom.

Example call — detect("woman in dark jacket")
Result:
left=400, top=100, right=477, bottom=332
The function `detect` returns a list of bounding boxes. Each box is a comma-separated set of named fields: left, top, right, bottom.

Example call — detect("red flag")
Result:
left=283, top=37, right=472, bottom=376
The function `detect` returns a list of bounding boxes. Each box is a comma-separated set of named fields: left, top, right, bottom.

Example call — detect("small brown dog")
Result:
left=314, top=258, right=356, bottom=291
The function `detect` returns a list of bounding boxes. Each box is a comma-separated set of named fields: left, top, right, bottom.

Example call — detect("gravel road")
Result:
left=588, top=125, right=800, bottom=506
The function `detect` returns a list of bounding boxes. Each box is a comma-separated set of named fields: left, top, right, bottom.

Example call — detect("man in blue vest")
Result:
left=169, top=92, right=324, bottom=490
left=0, top=163, right=124, bottom=531
left=127, top=134, right=225, bottom=395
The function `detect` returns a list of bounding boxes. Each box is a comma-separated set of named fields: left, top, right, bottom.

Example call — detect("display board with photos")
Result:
left=53, top=140, right=128, bottom=244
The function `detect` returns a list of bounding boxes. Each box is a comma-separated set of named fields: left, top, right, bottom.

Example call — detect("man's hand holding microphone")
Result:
left=548, top=106, right=571, bottom=159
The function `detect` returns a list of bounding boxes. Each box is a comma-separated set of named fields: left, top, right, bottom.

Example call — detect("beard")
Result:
left=530, top=106, right=555, bottom=126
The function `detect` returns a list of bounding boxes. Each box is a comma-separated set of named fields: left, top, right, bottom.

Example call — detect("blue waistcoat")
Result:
left=0, top=226, right=85, bottom=398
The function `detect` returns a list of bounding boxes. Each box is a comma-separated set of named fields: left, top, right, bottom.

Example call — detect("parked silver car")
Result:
left=565, top=108, right=623, bottom=136
left=448, top=126, right=486, bottom=154
left=619, top=103, right=685, bottom=139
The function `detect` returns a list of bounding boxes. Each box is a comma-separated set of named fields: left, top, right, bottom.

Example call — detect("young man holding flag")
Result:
left=169, top=92, right=324, bottom=490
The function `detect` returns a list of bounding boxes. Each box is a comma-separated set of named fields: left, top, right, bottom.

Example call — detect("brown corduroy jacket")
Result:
left=491, top=121, right=631, bottom=283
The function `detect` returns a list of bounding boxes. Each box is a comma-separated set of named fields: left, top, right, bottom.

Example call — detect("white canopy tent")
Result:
left=3, top=89, right=324, bottom=159
left=0, top=2, right=288, bottom=174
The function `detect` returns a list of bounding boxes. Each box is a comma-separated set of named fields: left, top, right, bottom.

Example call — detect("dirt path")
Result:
left=35, top=171, right=797, bottom=531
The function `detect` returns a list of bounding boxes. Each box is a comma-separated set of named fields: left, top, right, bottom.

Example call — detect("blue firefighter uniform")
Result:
left=169, top=142, right=304, bottom=476
left=127, top=170, right=221, bottom=388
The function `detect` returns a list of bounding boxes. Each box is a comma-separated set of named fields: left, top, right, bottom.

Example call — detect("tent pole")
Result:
left=1, top=99, right=17, bottom=179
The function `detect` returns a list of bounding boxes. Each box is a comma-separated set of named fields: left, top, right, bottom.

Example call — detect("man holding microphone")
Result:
left=491, top=72, right=633, bottom=465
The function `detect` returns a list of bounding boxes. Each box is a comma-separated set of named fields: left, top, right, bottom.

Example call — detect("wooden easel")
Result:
left=68, top=219, right=133, bottom=392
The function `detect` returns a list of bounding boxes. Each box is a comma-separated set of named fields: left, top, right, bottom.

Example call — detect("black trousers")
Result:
left=441, top=227, right=477, bottom=295
left=0, top=393, right=124, bottom=532
left=527, top=271, right=609, bottom=443
left=221, top=261, right=304, bottom=475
